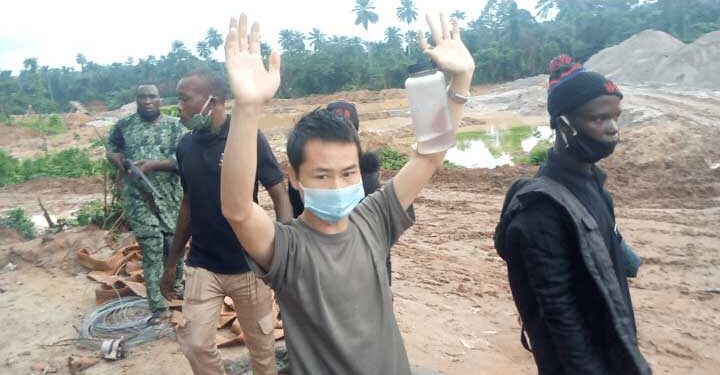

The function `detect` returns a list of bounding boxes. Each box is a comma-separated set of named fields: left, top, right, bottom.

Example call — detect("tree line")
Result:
left=1, top=0, right=718, bottom=115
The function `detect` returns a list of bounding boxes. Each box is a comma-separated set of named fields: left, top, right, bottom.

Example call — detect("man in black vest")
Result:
left=495, top=56, right=651, bottom=375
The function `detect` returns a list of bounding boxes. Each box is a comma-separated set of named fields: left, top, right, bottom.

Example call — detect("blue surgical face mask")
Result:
left=300, top=181, right=365, bottom=224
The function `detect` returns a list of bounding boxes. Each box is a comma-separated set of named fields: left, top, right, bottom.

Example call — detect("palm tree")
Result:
left=404, top=30, right=418, bottom=55
left=535, top=0, right=555, bottom=19
left=308, top=28, right=326, bottom=51
left=196, top=41, right=212, bottom=60
left=450, top=10, right=466, bottom=21
left=23, top=58, right=38, bottom=73
left=170, top=40, right=192, bottom=61
left=171, top=40, right=186, bottom=53
left=205, top=28, right=224, bottom=50
left=353, top=0, right=379, bottom=41
left=75, top=53, right=87, bottom=71
left=396, top=0, right=418, bottom=27
left=384, top=26, right=402, bottom=46
left=279, top=29, right=305, bottom=53
left=536, top=0, right=578, bottom=20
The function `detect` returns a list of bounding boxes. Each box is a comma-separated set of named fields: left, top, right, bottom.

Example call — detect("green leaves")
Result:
left=0, top=148, right=104, bottom=187
left=6, top=114, right=67, bottom=135
left=379, top=146, right=409, bottom=170
left=0, top=208, right=36, bottom=239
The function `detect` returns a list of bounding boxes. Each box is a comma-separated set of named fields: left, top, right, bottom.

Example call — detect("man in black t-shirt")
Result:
left=160, top=69, right=292, bottom=375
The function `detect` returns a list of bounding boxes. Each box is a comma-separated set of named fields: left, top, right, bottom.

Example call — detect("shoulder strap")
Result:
left=494, top=178, right=533, bottom=260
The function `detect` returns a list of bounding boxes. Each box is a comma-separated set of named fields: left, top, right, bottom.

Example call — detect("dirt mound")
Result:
left=0, top=226, right=109, bottom=275
left=586, top=29, right=720, bottom=88
left=64, top=112, right=93, bottom=126
left=466, top=75, right=548, bottom=116
left=602, top=120, right=720, bottom=209
left=0, top=227, right=25, bottom=247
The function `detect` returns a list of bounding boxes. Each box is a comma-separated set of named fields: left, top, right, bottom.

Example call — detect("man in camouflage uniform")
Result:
left=106, top=84, right=185, bottom=318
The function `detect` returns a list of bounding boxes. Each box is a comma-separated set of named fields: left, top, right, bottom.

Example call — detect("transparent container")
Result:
left=405, top=62, right=455, bottom=154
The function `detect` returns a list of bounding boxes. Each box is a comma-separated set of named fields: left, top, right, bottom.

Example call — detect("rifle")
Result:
left=123, top=159, right=162, bottom=198
left=93, top=127, right=163, bottom=212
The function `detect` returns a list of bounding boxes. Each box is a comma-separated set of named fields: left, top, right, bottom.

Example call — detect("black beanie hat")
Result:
left=547, top=55, right=623, bottom=126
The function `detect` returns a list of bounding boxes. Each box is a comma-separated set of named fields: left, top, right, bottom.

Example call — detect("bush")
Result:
left=8, top=114, right=67, bottom=135
left=0, top=150, right=21, bottom=186
left=0, top=208, right=36, bottom=239
left=443, top=160, right=459, bottom=169
left=378, top=146, right=459, bottom=170
left=378, top=146, right=408, bottom=170
left=0, top=148, right=105, bottom=187
left=65, top=199, right=123, bottom=229
left=517, top=140, right=552, bottom=166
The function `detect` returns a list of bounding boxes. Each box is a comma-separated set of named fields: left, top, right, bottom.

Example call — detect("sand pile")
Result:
left=586, top=29, right=720, bottom=88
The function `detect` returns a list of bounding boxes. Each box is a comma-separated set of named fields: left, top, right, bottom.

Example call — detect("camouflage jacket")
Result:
left=107, top=113, right=186, bottom=228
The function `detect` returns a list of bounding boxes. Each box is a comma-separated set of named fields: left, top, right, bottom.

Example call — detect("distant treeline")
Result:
left=1, top=0, right=718, bottom=115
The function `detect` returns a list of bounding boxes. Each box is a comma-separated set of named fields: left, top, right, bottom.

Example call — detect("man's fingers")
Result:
left=423, top=47, right=439, bottom=62
left=249, top=22, right=261, bottom=54
left=268, top=50, right=281, bottom=75
left=418, top=30, right=429, bottom=51
left=225, top=17, right=239, bottom=57
left=440, top=12, right=450, bottom=40
left=238, top=13, right=248, bottom=52
left=426, top=13, right=442, bottom=46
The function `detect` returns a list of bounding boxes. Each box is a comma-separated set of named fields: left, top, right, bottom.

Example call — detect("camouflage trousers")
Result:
left=126, top=206, right=183, bottom=310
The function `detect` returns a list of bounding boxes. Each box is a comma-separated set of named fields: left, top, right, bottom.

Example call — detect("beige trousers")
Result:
left=177, top=266, right=277, bottom=375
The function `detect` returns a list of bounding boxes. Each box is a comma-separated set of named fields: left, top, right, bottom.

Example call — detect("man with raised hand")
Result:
left=220, top=12, right=474, bottom=374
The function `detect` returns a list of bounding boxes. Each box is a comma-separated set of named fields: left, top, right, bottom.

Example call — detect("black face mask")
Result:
left=560, top=117, right=618, bottom=163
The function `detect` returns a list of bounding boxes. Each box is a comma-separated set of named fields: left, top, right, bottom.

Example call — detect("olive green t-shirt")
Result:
left=249, top=181, right=414, bottom=375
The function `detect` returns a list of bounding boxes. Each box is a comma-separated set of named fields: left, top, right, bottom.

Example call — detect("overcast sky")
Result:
left=0, top=0, right=538, bottom=73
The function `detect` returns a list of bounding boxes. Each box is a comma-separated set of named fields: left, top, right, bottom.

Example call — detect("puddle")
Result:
left=31, top=214, right=56, bottom=230
left=446, top=125, right=552, bottom=168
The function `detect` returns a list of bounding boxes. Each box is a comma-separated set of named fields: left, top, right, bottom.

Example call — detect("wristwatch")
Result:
left=447, top=87, right=470, bottom=104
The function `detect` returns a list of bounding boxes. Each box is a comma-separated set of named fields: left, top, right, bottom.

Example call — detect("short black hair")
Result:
left=287, top=108, right=362, bottom=174
left=184, top=68, right=227, bottom=101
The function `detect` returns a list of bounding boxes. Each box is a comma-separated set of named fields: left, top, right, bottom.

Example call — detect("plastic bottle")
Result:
left=405, top=62, right=455, bottom=154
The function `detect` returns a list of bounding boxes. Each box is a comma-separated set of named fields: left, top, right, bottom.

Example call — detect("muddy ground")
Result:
left=1, top=80, right=719, bottom=374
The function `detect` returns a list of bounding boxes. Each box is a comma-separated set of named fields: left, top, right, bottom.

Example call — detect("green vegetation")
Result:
left=4, top=114, right=67, bottom=135
left=443, top=160, right=459, bottom=169
left=452, top=126, right=553, bottom=166
left=379, top=146, right=409, bottom=170
left=61, top=199, right=123, bottom=229
left=0, top=208, right=36, bottom=239
left=457, top=127, right=536, bottom=157
left=2, top=1, right=718, bottom=116
left=0, top=148, right=104, bottom=187
left=517, top=139, right=553, bottom=166
left=160, top=105, right=180, bottom=117
left=378, top=146, right=459, bottom=170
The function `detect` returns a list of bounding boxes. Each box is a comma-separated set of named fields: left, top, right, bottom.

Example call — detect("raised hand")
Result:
left=224, top=13, right=281, bottom=106
left=419, top=13, right=475, bottom=76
